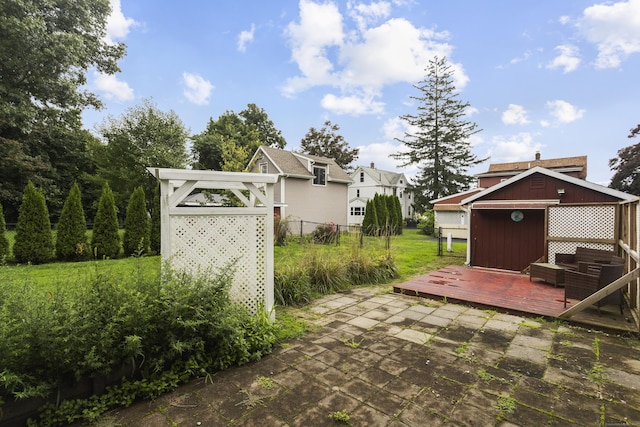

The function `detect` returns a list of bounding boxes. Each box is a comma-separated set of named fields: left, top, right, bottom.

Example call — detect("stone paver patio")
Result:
left=97, top=286, right=640, bottom=426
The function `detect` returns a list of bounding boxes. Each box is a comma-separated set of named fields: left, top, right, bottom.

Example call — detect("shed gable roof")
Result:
left=461, top=166, right=637, bottom=205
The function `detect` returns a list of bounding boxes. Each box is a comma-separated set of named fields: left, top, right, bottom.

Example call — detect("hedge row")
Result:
left=0, top=181, right=158, bottom=264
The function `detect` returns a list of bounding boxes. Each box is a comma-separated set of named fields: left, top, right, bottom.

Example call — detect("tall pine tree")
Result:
left=392, top=56, right=486, bottom=212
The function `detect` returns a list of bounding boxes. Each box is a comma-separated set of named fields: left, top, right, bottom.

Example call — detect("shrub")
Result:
left=0, top=263, right=278, bottom=425
left=150, top=184, right=161, bottom=254
left=55, top=183, right=89, bottom=261
left=13, top=181, right=54, bottom=264
left=312, top=222, right=338, bottom=244
left=123, top=187, right=150, bottom=256
left=418, top=210, right=435, bottom=236
left=393, top=196, right=403, bottom=235
left=91, top=182, right=121, bottom=259
left=0, top=203, right=8, bottom=261
left=303, top=250, right=349, bottom=294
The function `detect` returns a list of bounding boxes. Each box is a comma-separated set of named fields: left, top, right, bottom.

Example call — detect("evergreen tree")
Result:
left=385, top=195, right=398, bottom=235
left=91, top=182, right=121, bottom=259
left=56, top=183, right=88, bottom=261
left=394, top=196, right=403, bottom=235
left=123, top=187, right=150, bottom=256
left=392, top=56, right=486, bottom=212
left=361, top=199, right=378, bottom=236
left=150, top=184, right=161, bottom=254
left=13, top=181, right=54, bottom=264
left=0, top=203, right=8, bottom=260
left=374, top=194, right=389, bottom=235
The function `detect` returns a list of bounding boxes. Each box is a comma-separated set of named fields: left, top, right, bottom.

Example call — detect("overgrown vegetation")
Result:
left=0, top=262, right=278, bottom=425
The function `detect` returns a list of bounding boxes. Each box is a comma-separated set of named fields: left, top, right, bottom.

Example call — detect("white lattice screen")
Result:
left=148, top=168, right=278, bottom=315
left=547, top=205, right=616, bottom=263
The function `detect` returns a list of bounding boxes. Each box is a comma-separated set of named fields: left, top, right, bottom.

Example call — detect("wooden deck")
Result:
left=393, top=265, right=638, bottom=333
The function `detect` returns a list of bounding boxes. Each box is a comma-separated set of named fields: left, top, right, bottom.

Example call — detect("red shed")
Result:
left=461, top=166, right=637, bottom=272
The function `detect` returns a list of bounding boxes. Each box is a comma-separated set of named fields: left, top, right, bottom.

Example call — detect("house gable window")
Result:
left=356, top=189, right=360, bottom=197
left=350, top=206, right=365, bottom=216
left=259, top=162, right=268, bottom=173
left=359, top=171, right=364, bottom=182
left=313, top=165, right=326, bottom=186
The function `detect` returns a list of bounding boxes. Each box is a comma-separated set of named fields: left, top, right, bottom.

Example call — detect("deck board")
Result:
left=393, top=265, right=637, bottom=333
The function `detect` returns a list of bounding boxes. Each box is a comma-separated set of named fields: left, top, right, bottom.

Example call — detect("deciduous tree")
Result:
left=94, top=99, right=189, bottom=216
left=0, top=0, right=124, bottom=222
left=192, top=104, right=286, bottom=171
left=300, top=121, right=359, bottom=172
left=392, top=56, right=485, bottom=212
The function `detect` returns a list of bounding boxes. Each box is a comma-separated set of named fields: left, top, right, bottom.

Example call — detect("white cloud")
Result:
left=487, top=133, right=543, bottom=164
left=348, top=0, right=392, bottom=32
left=93, top=71, right=134, bottom=102
left=237, top=24, right=255, bottom=52
left=502, top=104, right=530, bottom=125
left=546, top=44, right=581, bottom=73
left=577, top=0, right=640, bottom=68
left=546, top=100, right=585, bottom=124
left=321, top=93, right=384, bottom=115
left=106, top=0, right=138, bottom=43
left=182, top=72, right=214, bottom=106
left=282, top=0, right=465, bottom=115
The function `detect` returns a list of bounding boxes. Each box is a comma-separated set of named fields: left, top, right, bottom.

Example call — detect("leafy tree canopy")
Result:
left=0, top=0, right=124, bottom=223
left=629, top=123, right=640, bottom=139
left=299, top=121, right=359, bottom=172
left=93, top=99, right=189, bottom=216
left=192, top=103, right=286, bottom=171
left=391, top=56, right=486, bottom=213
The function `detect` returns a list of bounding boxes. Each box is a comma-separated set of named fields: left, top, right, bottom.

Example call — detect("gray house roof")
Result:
left=250, top=146, right=352, bottom=183
left=353, top=165, right=408, bottom=187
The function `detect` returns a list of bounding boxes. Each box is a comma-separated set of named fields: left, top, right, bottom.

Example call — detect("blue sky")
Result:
left=83, top=0, right=640, bottom=186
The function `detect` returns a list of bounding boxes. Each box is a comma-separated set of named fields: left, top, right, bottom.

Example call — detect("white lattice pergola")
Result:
left=148, top=167, right=278, bottom=316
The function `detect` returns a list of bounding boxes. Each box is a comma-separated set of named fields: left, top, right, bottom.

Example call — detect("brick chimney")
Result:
left=535, top=151, right=541, bottom=161
left=370, top=162, right=375, bottom=168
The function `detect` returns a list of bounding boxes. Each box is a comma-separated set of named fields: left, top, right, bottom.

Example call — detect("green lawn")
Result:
left=1, top=228, right=466, bottom=291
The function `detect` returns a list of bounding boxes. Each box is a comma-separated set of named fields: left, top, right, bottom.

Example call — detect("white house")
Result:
left=348, top=163, right=414, bottom=226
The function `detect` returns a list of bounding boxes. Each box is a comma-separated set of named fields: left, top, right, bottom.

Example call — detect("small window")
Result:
left=313, top=166, right=326, bottom=186
left=399, top=191, right=403, bottom=198
left=350, top=206, right=365, bottom=216
left=359, top=172, right=364, bottom=182
left=259, top=162, right=268, bottom=173
left=356, top=189, right=360, bottom=197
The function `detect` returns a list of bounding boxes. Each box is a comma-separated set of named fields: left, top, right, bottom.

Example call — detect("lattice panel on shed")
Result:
left=171, top=214, right=266, bottom=313
left=548, top=205, right=615, bottom=239
left=547, top=205, right=616, bottom=264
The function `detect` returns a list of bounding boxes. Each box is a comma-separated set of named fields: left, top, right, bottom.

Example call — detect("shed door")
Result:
left=470, top=209, right=545, bottom=271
